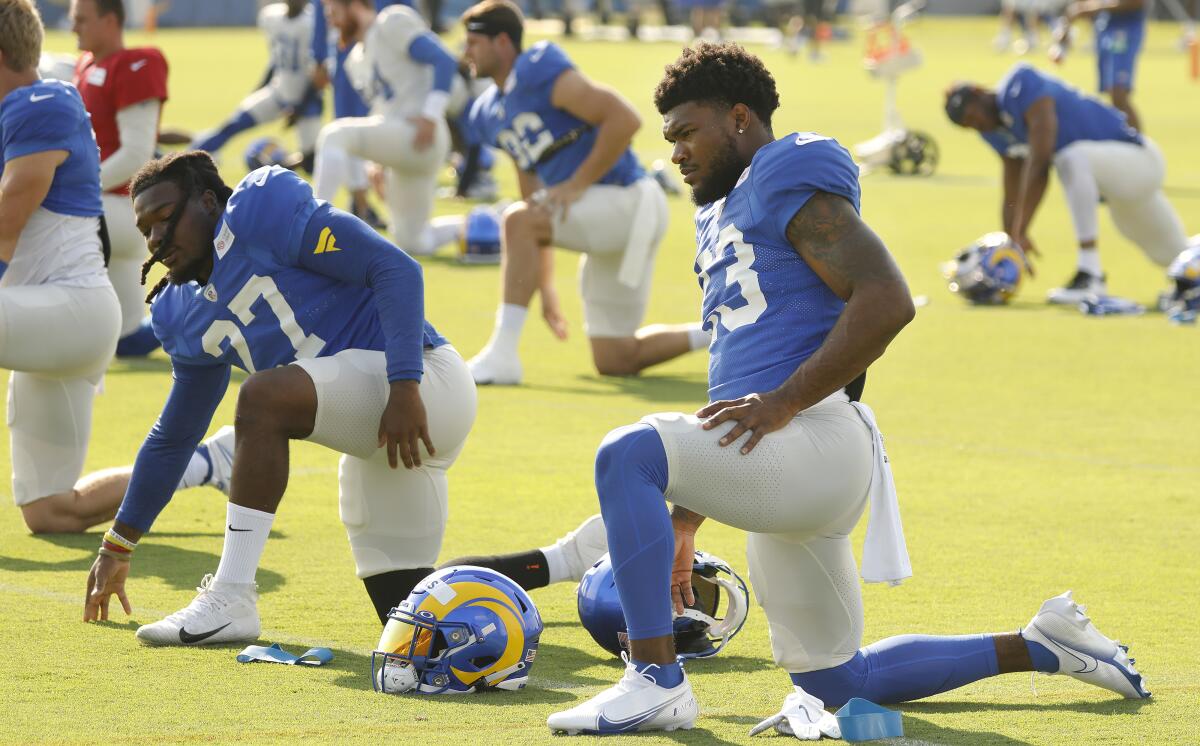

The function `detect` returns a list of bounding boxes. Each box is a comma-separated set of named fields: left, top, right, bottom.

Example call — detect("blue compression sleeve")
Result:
left=310, top=0, right=328, bottom=64
left=407, top=33, right=457, bottom=94
left=594, top=424, right=674, bottom=641
left=790, top=634, right=1004, bottom=708
left=115, top=361, right=231, bottom=532
left=298, top=204, right=426, bottom=381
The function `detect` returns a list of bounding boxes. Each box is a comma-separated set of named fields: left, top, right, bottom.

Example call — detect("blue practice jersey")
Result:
left=151, top=166, right=446, bottom=379
left=0, top=79, right=101, bottom=217
left=694, top=133, right=859, bottom=402
left=467, top=41, right=642, bottom=187
left=982, top=64, right=1140, bottom=156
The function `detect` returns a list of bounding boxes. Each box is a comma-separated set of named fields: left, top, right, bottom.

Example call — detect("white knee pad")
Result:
left=339, top=451, right=449, bottom=578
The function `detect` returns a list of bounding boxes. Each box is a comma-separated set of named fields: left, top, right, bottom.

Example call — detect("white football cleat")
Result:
left=135, top=574, right=260, bottom=646
left=547, top=656, right=698, bottom=735
left=467, top=347, right=522, bottom=386
left=1022, top=590, right=1150, bottom=699
left=548, top=514, right=608, bottom=583
left=201, top=426, right=235, bottom=495
left=1047, top=270, right=1107, bottom=305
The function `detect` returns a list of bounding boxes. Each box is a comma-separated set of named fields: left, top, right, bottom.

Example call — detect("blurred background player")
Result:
left=784, top=0, right=832, bottom=62
left=1051, top=0, right=1145, bottom=131
left=313, top=0, right=459, bottom=254
left=70, top=0, right=167, bottom=357
left=310, top=0, right=382, bottom=227
left=681, top=0, right=725, bottom=40
left=0, top=0, right=122, bottom=533
left=83, top=152, right=475, bottom=641
left=189, top=0, right=321, bottom=171
left=946, top=63, right=1188, bottom=304
left=461, top=0, right=706, bottom=385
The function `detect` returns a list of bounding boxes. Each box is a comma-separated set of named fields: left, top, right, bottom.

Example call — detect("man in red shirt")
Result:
left=71, top=0, right=167, bottom=356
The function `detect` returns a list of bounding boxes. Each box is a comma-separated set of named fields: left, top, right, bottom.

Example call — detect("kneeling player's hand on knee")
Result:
left=84, top=554, right=132, bottom=622
left=671, top=528, right=696, bottom=615
left=379, top=380, right=435, bottom=469
left=697, top=390, right=795, bottom=455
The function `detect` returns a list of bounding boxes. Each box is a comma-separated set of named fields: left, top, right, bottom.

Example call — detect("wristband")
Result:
left=104, top=528, right=137, bottom=552
left=98, top=546, right=131, bottom=562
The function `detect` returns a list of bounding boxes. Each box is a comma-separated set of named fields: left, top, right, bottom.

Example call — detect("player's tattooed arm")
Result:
left=698, top=192, right=913, bottom=454
left=780, top=192, right=914, bottom=408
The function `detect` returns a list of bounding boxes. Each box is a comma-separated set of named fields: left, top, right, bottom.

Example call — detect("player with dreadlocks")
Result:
left=547, top=43, right=1148, bottom=736
left=83, top=150, right=479, bottom=645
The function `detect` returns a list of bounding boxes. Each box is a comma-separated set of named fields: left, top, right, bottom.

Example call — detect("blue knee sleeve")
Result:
left=192, top=110, right=257, bottom=154
left=594, top=423, right=672, bottom=641
left=791, top=634, right=1002, bottom=707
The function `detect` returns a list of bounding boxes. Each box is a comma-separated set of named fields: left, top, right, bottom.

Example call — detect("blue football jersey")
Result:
left=150, top=166, right=446, bottom=375
left=467, top=41, right=643, bottom=187
left=0, top=79, right=101, bottom=217
left=990, top=64, right=1139, bottom=153
left=694, top=133, right=859, bottom=402
left=1096, top=5, right=1145, bottom=37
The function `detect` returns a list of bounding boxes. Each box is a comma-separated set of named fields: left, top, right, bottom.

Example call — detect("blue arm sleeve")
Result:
left=408, top=33, right=457, bottom=94
left=115, top=361, right=231, bottom=533
left=297, top=204, right=426, bottom=381
left=311, top=0, right=328, bottom=64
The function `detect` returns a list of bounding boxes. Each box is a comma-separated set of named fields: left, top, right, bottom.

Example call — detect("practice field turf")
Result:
left=4, top=16, right=1198, bottom=744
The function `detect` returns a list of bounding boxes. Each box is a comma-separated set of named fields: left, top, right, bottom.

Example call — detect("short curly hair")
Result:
left=654, top=42, right=781, bottom=128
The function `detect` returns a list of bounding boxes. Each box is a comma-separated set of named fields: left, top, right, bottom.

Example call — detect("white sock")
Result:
left=1077, top=248, right=1103, bottom=276
left=538, top=542, right=570, bottom=585
left=176, top=449, right=212, bottom=491
left=486, top=303, right=528, bottom=357
left=213, top=503, right=274, bottom=585
left=686, top=323, right=710, bottom=351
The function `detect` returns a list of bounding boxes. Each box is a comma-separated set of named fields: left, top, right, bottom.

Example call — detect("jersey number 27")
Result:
left=202, top=275, right=325, bottom=372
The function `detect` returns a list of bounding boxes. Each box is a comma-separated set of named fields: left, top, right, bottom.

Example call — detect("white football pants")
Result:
left=642, top=392, right=875, bottom=672
left=102, top=193, right=149, bottom=337
left=1, top=284, right=121, bottom=506
left=313, top=115, right=451, bottom=251
left=1054, top=138, right=1188, bottom=266
left=292, top=345, right=476, bottom=578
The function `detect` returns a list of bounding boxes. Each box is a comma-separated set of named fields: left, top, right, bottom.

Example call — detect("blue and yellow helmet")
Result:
left=577, top=551, right=749, bottom=660
left=943, top=232, right=1029, bottom=305
left=372, top=566, right=542, bottom=695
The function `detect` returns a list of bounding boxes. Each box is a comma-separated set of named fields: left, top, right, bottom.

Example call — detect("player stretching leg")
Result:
left=82, top=152, right=476, bottom=641
left=548, top=44, right=1148, bottom=736
left=946, top=64, right=1187, bottom=304
left=70, top=0, right=167, bottom=357
left=0, top=0, right=123, bottom=534
left=313, top=1, right=458, bottom=254
left=190, top=1, right=321, bottom=169
left=461, top=1, right=707, bottom=385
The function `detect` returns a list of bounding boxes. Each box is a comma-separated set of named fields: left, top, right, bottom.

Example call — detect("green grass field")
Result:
left=4, top=15, right=1198, bottom=744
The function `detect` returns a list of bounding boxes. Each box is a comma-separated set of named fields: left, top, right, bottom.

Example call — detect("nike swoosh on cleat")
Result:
left=178, top=623, right=231, bottom=644
left=1043, top=635, right=1098, bottom=673
left=228, top=525, right=252, bottom=532
left=596, top=693, right=688, bottom=733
